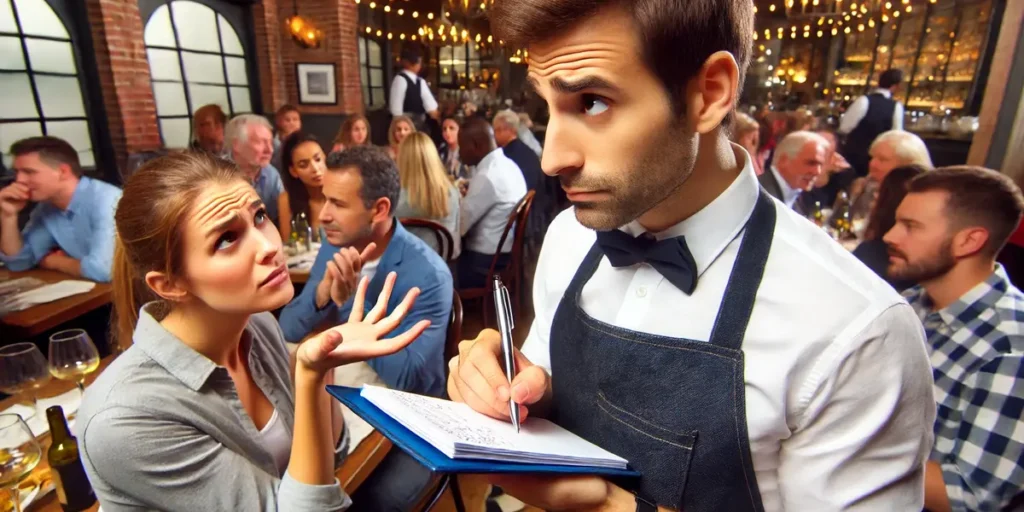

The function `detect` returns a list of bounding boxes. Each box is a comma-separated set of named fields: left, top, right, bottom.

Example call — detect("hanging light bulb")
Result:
left=400, top=33, right=406, bottom=40
left=769, top=3, right=776, bottom=11
left=383, top=5, right=390, bottom=12
left=412, top=11, right=419, bottom=18
left=427, top=12, right=434, bottom=19
left=365, top=26, right=371, bottom=33
left=397, top=8, right=404, bottom=15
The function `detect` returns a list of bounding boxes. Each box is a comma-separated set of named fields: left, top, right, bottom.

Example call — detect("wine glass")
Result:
left=48, top=329, right=100, bottom=393
left=0, top=414, right=42, bottom=512
left=0, top=344, right=51, bottom=420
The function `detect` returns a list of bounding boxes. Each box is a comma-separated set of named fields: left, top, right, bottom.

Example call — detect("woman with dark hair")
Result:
left=76, top=151, right=427, bottom=510
left=277, top=132, right=327, bottom=241
left=853, top=164, right=928, bottom=291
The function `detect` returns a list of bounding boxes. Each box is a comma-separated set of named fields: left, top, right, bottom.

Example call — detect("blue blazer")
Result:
left=279, top=222, right=453, bottom=397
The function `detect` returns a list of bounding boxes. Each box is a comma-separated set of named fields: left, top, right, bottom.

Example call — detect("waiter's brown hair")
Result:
left=490, top=0, right=754, bottom=118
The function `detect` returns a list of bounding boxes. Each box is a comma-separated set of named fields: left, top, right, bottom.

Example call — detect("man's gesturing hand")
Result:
left=315, top=243, right=377, bottom=309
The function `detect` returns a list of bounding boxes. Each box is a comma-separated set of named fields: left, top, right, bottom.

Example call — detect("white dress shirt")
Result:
left=460, top=148, right=527, bottom=254
left=388, top=70, right=439, bottom=117
left=769, top=165, right=801, bottom=208
left=522, top=145, right=935, bottom=511
left=838, top=88, right=905, bottom=134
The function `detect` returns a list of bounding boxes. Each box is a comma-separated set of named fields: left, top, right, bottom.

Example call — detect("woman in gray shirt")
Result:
left=394, top=132, right=462, bottom=259
left=77, top=152, right=429, bottom=511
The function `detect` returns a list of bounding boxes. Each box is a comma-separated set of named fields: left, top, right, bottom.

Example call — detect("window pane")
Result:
left=35, top=75, right=84, bottom=117
left=0, top=0, right=16, bottom=33
left=224, top=56, right=247, bottom=85
left=182, top=51, right=224, bottom=84
left=25, top=39, right=76, bottom=74
left=370, top=69, right=383, bottom=88
left=77, top=149, right=93, bottom=168
left=218, top=15, right=244, bottom=55
left=360, top=67, right=368, bottom=90
left=13, top=0, right=68, bottom=39
left=363, top=90, right=370, bottom=108
left=187, top=84, right=228, bottom=113
left=0, top=73, right=38, bottom=119
left=147, top=48, right=182, bottom=81
left=171, top=1, right=219, bottom=53
left=0, top=121, right=41, bottom=167
left=359, top=37, right=366, bottom=57
left=369, top=40, right=381, bottom=67
left=371, top=88, right=384, bottom=107
left=159, top=117, right=191, bottom=149
left=144, top=5, right=176, bottom=47
left=0, top=37, right=25, bottom=70
left=229, top=86, right=250, bottom=114
left=45, top=120, right=90, bottom=154
left=153, top=81, right=187, bottom=116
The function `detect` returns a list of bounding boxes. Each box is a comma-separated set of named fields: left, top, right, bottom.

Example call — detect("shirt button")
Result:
left=636, top=286, right=648, bottom=298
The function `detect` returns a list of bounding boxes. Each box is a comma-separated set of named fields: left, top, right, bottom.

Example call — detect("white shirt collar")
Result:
left=769, top=165, right=801, bottom=208
left=476, top=147, right=505, bottom=170
left=620, top=144, right=759, bottom=276
left=872, top=88, right=892, bottom=98
left=401, top=69, right=418, bottom=80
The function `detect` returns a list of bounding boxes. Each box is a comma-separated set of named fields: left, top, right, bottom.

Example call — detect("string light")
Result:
left=428, top=12, right=434, bottom=19
left=383, top=5, right=390, bottom=12
left=412, top=11, right=419, bottom=18
left=769, top=3, right=776, bottom=11
left=906, top=4, right=912, bottom=12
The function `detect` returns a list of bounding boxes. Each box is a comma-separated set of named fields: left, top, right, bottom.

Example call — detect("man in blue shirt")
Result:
left=279, top=145, right=452, bottom=398
left=0, top=136, right=121, bottom=282
left=225, top=114, right=286, bottom=226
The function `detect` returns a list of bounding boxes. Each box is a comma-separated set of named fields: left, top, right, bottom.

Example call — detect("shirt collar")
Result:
left=872, top=88, right=893, bottom=98
left=769, top=165, right=801, bottom=207
left=253, top=166, right=269, bottom=187
left=620, top=143, right=759, bottom=277
left=909, top=264, right=1012, bottom=328
left=477, top=148, right=505, bottom=170
left=66, top=176, right=93, bottom=214
left=132, top=303, right=258, bottom=391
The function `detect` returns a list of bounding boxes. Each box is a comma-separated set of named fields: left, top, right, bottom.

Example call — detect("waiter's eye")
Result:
left=582, top=94, right=610, bottom=116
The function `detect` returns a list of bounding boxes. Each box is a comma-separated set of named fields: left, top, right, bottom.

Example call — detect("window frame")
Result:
left=358, top=35, right=387, bottom=110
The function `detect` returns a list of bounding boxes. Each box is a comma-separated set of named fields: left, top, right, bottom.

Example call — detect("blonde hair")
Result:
left=870, top=130, right=934, bottom=169
left=388, top=115, right=416, bottom=147
left=397, top=132, right=451, bottom=219
left=730, top=112, right=759, bottom=145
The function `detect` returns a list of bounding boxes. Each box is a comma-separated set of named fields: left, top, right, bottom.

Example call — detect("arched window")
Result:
left=144, top=0, right=253, bottom=149
left=0, top=0, right=96, bottom=168
left=359, top=36, right=385, bottom=109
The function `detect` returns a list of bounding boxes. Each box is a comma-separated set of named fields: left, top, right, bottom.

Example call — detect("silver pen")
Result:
left=492, top=275, right=520, bottom=432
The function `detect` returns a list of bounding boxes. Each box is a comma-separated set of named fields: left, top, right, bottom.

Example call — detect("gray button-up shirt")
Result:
left=77, top=304, right=351, bottom=511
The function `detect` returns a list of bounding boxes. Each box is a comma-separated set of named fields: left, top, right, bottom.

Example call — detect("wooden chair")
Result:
left=457, top=190, right=536, bottom=327
left=400, top=217, right=456, bottom=262
left=444, top=291, right=464, bottom=384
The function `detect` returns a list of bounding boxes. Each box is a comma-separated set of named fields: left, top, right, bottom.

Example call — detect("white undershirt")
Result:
left=769, top=165, right=801, bottom=208
left=258, top=409, right=290, bottom=476
left=521, top=144, right=936, bottom=511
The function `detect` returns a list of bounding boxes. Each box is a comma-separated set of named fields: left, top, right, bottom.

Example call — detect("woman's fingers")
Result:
left=364, top=272, right=398, bottom=324
left=347, top=276, right=371, bottom=323
left=373, top=286, right=421, bottom=337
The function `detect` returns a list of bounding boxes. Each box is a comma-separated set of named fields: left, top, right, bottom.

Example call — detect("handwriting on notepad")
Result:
left=388, top=389, right=514, bottom=449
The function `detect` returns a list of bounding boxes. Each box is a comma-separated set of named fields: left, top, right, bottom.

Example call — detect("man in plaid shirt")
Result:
left=884, top=166, right=1024, bottom=511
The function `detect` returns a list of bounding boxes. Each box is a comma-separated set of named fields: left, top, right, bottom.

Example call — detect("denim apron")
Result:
left=548, top=191, right=775, bottom=511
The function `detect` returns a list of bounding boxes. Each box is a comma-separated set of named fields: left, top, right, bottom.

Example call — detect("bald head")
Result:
left=458, top=117, right=496, bottom=166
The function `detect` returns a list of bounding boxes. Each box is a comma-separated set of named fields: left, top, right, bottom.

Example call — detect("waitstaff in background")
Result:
left=448, top=1, right=936, bottom=511
left=839, top=68, right=905, bottom=177
left=389, top=46, right=440, bottom=132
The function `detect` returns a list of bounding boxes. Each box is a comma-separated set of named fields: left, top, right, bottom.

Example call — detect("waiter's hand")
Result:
left=488, top=474, right=640, bottom=512
left=447, top=328, right=550, bottom=421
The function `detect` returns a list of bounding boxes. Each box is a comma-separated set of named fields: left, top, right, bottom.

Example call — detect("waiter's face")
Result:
left=526, top=5, right=699, bottom=231
left=883, top=190, right=957, bottom=284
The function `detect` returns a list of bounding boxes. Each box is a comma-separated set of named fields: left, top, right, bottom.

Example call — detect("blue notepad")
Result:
left=327, top=385, right=640, bottom=478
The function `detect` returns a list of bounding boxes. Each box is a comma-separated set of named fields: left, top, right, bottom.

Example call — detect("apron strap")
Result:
left=566, top=242, right=605, bottom=301
left=707, top=190, right=777, bottom=351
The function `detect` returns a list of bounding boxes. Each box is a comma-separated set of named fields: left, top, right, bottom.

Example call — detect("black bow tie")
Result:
left=595, top=230, right=698, bottom=294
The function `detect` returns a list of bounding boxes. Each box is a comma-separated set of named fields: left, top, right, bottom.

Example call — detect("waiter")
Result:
left=839, top=68, right=905, bottom=176
left=447, top=1, right=936, bottom=511
left=388, top=45, right=440, bottom=131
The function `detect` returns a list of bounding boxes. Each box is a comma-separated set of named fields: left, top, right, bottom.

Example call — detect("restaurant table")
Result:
left=1, top=270, right=112, bottom=338
left=1, top=355, right=392, bottom=511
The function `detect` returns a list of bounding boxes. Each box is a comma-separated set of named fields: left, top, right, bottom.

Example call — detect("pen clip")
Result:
left=501, top=283, right=514, bottom=330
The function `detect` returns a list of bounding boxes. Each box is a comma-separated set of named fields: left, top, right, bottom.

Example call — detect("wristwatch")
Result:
left=634, top=493, right=656, bottom=512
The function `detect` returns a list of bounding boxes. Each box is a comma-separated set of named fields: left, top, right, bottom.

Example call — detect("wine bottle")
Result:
left=45, top=406, right=96, bottom=511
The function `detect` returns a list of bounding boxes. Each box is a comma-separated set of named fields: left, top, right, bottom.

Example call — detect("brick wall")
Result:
left=253, top=0, right=287, bottom=113
left=85, top=0, right=162, bottom=175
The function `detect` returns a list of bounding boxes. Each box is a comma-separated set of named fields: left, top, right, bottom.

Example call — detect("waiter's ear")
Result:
left=686, top=51, right=740, bottom=135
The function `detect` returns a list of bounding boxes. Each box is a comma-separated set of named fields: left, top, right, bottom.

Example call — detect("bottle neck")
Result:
left=46, top=406, right=73, bottom=441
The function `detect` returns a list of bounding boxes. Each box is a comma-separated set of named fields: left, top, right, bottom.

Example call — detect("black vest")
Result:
left=399, top=73, right=426, bottom=114
left=843, top=92, right=896, bottom=176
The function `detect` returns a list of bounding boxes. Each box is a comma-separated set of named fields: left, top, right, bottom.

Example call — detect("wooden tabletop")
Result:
left=1, top=270, right=113, bottom=338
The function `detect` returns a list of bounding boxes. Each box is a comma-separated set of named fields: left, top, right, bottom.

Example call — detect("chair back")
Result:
left=399, top=218, right=455, bottom=261
left=487, top=190, right=536, bottom=280
left=443, top=291, right=464, bottom=382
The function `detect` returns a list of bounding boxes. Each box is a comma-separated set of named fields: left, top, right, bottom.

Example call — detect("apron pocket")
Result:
left=595, top=392, right=696, bottom=509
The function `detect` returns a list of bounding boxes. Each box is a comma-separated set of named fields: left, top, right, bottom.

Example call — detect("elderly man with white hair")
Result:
left=850, top=130, right=934, bottom=218
left=225, top=114, right=286, bottom=226
left=758, top=130, right=830, bottom=213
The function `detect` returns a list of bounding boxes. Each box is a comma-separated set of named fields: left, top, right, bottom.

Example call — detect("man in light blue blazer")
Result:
left=278, top=145, right=452, bottom=398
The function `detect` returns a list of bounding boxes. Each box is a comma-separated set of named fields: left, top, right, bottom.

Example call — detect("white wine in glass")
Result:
left=0, top=414, right=42, bottom=512
left=0, top=344, right=51, bottom=420
left=48, top=329, right=100, bottom=393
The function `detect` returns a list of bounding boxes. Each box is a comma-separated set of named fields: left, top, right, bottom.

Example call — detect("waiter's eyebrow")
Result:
left=549, top=76, right=618, bottom=94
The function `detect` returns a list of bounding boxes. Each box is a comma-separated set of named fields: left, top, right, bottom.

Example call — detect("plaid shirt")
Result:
left=904, top=264, right=1024, bottom=512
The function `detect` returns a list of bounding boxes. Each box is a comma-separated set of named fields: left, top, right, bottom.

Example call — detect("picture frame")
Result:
left=296, top=63, right=337, bottom=105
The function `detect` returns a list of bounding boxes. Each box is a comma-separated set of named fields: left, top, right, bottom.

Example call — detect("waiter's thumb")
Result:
left=510, top=364, right=548, bottom=405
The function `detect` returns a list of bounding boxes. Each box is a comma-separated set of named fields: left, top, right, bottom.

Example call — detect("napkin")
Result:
left=0, top=388, right=81, bottom=437
left=0, top=280, right=96, bottom=314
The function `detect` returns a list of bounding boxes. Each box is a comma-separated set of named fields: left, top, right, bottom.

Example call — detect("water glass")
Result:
left=0, top=414, right=42, bottom=512
left=48, top=329, right=100, bottom=393
left=0, top=344, right=51, bottom=420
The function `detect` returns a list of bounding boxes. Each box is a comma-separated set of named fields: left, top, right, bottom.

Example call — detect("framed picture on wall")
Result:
left=296, top=63, right=337, bottom=105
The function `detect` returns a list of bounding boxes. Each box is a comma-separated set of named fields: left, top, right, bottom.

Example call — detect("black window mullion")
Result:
left=166, top=1, right=195, bottom=141
left=9, top=0, right=48, bottom=135
left=215, top=13, right=234, bottom=114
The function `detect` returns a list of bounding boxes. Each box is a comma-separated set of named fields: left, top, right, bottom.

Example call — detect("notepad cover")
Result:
left=327, top=385, right=641, bottom=477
